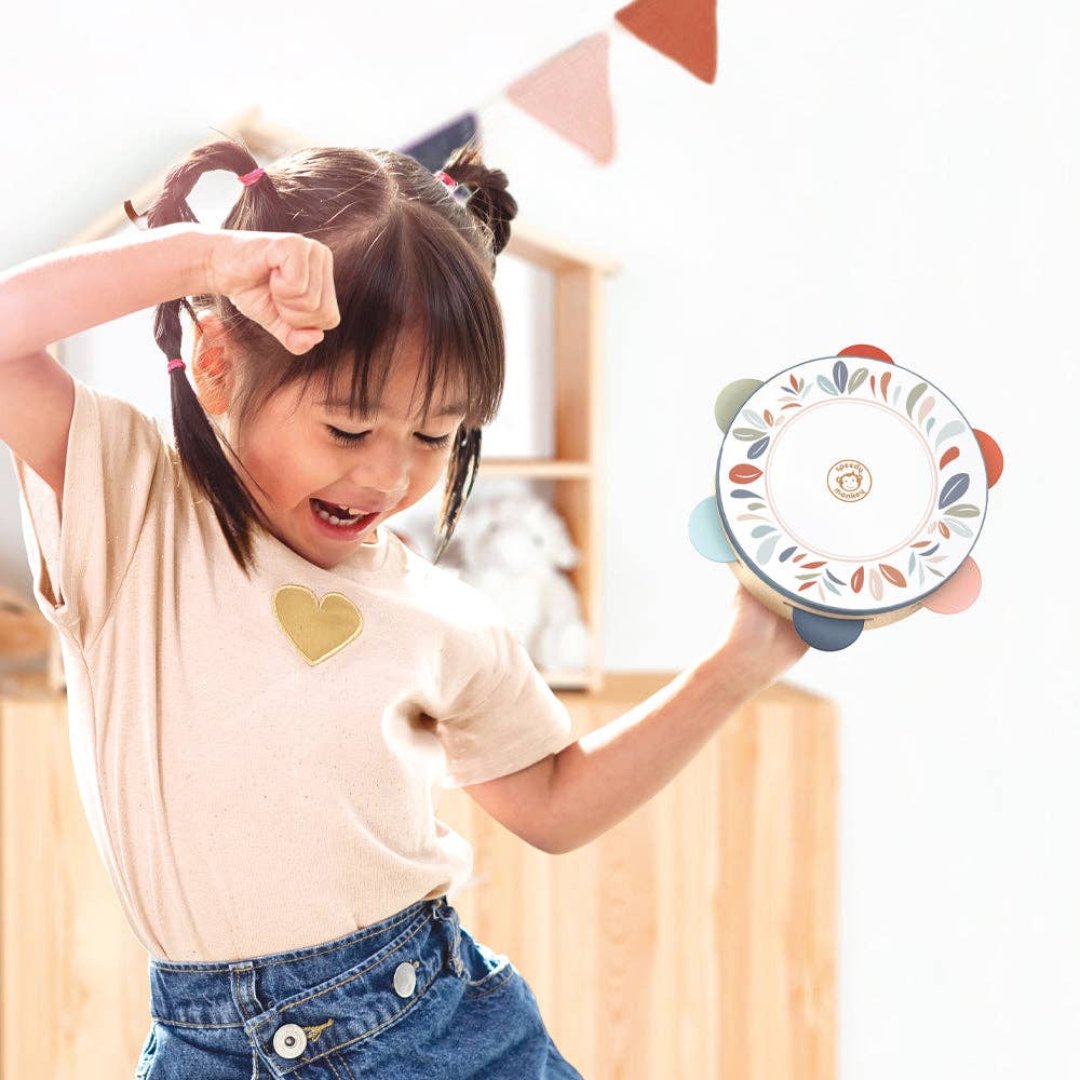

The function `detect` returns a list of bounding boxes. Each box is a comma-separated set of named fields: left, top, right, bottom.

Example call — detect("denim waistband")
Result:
left=147, top=895, right=463, bottom=1034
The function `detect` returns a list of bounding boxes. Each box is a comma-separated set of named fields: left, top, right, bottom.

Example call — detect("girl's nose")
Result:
left=346, top=457, right=407, bottom=505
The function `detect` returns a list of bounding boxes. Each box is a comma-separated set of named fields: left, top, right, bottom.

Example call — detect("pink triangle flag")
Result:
left=505, top=32, right=616, bottom=165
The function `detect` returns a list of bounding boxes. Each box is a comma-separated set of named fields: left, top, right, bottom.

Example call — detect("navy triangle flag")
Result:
left=398, top=113, right=480, bottom=173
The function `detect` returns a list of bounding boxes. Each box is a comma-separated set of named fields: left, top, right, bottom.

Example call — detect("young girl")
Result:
left=0, top=136, right=808, bottom=1078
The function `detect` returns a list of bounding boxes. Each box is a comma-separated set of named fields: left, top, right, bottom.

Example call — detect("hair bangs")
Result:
left=296, top=206, right=504, bottom=431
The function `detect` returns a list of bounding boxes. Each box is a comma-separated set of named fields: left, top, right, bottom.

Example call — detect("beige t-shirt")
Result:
left=10, top=376, right=575, bottom=962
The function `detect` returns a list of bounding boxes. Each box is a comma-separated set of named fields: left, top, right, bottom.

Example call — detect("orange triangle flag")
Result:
left=615, top=0, right=717, bottom=83
left=506, top=33, right=615, bottom=165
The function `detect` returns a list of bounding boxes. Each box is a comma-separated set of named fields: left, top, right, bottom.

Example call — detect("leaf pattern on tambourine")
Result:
left=869, top=568, right=883, bottom=601
left=847, top=367, right=869, bottom=394
left=938, top=474, right=969, bottom=509
left=879, top=564, right=907, bottom=588
left=757, top=534, right=781, bottom=562
left=905, top=382, right=928, bottom=418
left=729, top=464, right=763, bottom=484
left=934, top=420, right=965, bottom=449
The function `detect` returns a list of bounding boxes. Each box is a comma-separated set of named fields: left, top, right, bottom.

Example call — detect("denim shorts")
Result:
left=136, top=895, right=584, bottom=1078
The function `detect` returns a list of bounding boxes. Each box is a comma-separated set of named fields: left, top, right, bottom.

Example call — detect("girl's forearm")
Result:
left=545, top=651, right=756, bottom=855
left=0, top=222, right=211, bottom=364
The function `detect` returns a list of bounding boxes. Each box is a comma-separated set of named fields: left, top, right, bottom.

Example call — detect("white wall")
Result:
left=1, top=1, right=1077, bottom=1074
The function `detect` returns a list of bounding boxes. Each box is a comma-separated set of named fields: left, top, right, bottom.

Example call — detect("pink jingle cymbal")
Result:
left=688, top=345, right=1004, bottom=651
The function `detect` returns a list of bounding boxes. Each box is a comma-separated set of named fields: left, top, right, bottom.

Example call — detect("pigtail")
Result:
left=439, top=142, right=519, bottom=264
left=125, top=138, right=283, bottom=574
left=432, top=425, right=482, bottom=565
left=424, top=142, right=518, bottom=564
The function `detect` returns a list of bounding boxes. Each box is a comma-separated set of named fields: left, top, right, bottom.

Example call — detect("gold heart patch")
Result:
left=272, top=585, right=363, bottom=666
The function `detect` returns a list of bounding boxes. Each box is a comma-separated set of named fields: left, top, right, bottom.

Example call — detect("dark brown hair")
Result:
left=126, top=135, right=518, bottom=574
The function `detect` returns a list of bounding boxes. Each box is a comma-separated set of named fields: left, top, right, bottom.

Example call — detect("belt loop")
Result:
left=229, top=963, right=264, bottom=1021
left=445, top=905, right=465, bottom=976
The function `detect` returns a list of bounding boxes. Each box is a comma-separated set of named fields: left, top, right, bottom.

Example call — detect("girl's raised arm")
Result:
left=0, top=223, right=209, bottom=499
left=0, top=223, right=209, bottom=365
left=0, top=222, right=338, bottom=501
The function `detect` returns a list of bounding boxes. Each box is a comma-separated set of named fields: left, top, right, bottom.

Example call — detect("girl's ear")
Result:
left=191, top=314, right=235, bottom=416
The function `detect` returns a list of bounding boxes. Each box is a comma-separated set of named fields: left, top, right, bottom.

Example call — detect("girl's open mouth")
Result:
left=309, top=498, right=378, bottom=540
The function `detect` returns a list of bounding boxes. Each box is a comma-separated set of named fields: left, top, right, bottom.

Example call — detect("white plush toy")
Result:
left=400, top=486, right=591, bottom=673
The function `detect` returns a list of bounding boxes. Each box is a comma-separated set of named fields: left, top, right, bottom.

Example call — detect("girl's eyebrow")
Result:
left=319, top=397, right=466, bottom=418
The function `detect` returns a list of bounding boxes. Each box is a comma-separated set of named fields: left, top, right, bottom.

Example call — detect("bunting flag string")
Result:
left=398, top=0, right=717, bottom=170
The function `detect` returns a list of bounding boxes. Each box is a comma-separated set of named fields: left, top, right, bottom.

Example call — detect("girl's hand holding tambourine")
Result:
left=202, top=230, right=341, bottom=355
left=702, top=583, right=811, bottom=696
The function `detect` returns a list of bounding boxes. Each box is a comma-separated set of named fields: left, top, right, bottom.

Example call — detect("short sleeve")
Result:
left=9, top=375, right=165, bottom=650
left=437, top=615, right=577, bottom=789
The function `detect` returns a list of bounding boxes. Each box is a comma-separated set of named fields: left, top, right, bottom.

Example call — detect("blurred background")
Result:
left=0, top=0, right=1077, bottom=1076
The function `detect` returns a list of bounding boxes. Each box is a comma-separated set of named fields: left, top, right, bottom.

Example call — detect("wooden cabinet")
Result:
left=0, top=672, right=150, bottom=1080
left=1, top=670, right=835, bottom=1079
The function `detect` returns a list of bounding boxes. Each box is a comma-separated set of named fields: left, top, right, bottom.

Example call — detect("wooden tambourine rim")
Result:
left=722, top=542, right=920, bottom=628
left=715, top=355, right=988, bottom=619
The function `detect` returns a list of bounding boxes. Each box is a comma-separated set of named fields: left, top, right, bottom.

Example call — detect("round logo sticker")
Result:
left=827, top=459, right=872, bottom=503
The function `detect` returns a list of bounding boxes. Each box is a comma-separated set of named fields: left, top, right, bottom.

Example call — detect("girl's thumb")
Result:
left=289, top=329, right=322, bottom=353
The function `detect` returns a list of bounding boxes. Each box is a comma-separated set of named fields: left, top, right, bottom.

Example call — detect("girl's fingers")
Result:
left=274, top=236, right=310, bottom=299
left=306, top=249, right=326, bottom=324
left=322, top=248, right=341, bottom=328
left=218, top=233, right=337, bottom=352
left=303, top=246, right=337, bottom=328
left=284, top=327, right=320, bottom=354
left=274, top=245, right=335, bottom=330
left=281, top=248, right=337, bottom=334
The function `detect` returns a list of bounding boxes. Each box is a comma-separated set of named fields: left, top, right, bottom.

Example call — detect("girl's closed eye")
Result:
left=326, top=425, right=453, bottom=449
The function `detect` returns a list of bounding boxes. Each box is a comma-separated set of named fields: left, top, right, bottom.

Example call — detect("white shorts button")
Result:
left=393, top=960, right=418, bottom=997
left=272, top=1023, right=307, bottom=1059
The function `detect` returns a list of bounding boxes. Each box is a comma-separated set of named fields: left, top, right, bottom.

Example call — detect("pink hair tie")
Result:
left=167, top=358, right=186, bottom=374
left=239, top=168, right=265, bottom=187
left=434, top=170, right=456, bottom=188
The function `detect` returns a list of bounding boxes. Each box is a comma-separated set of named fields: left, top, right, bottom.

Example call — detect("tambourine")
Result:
left=688, top=344, right=1004, bottom=652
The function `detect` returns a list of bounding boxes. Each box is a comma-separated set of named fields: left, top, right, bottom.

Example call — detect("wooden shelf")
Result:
left=475, top=458, right=594, bottom=479
left=505, top=219, right=621, bottom=276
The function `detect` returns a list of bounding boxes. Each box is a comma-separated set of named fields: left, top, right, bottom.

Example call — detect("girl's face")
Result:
left=195, top=321, right=466, bottom=571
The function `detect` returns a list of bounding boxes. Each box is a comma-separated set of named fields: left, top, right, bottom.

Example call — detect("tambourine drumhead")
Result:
left=715, top=356, right=987, bottom=618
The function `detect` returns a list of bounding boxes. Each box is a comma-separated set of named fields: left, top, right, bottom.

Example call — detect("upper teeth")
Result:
left=318, top=501, right=365, bottom=515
